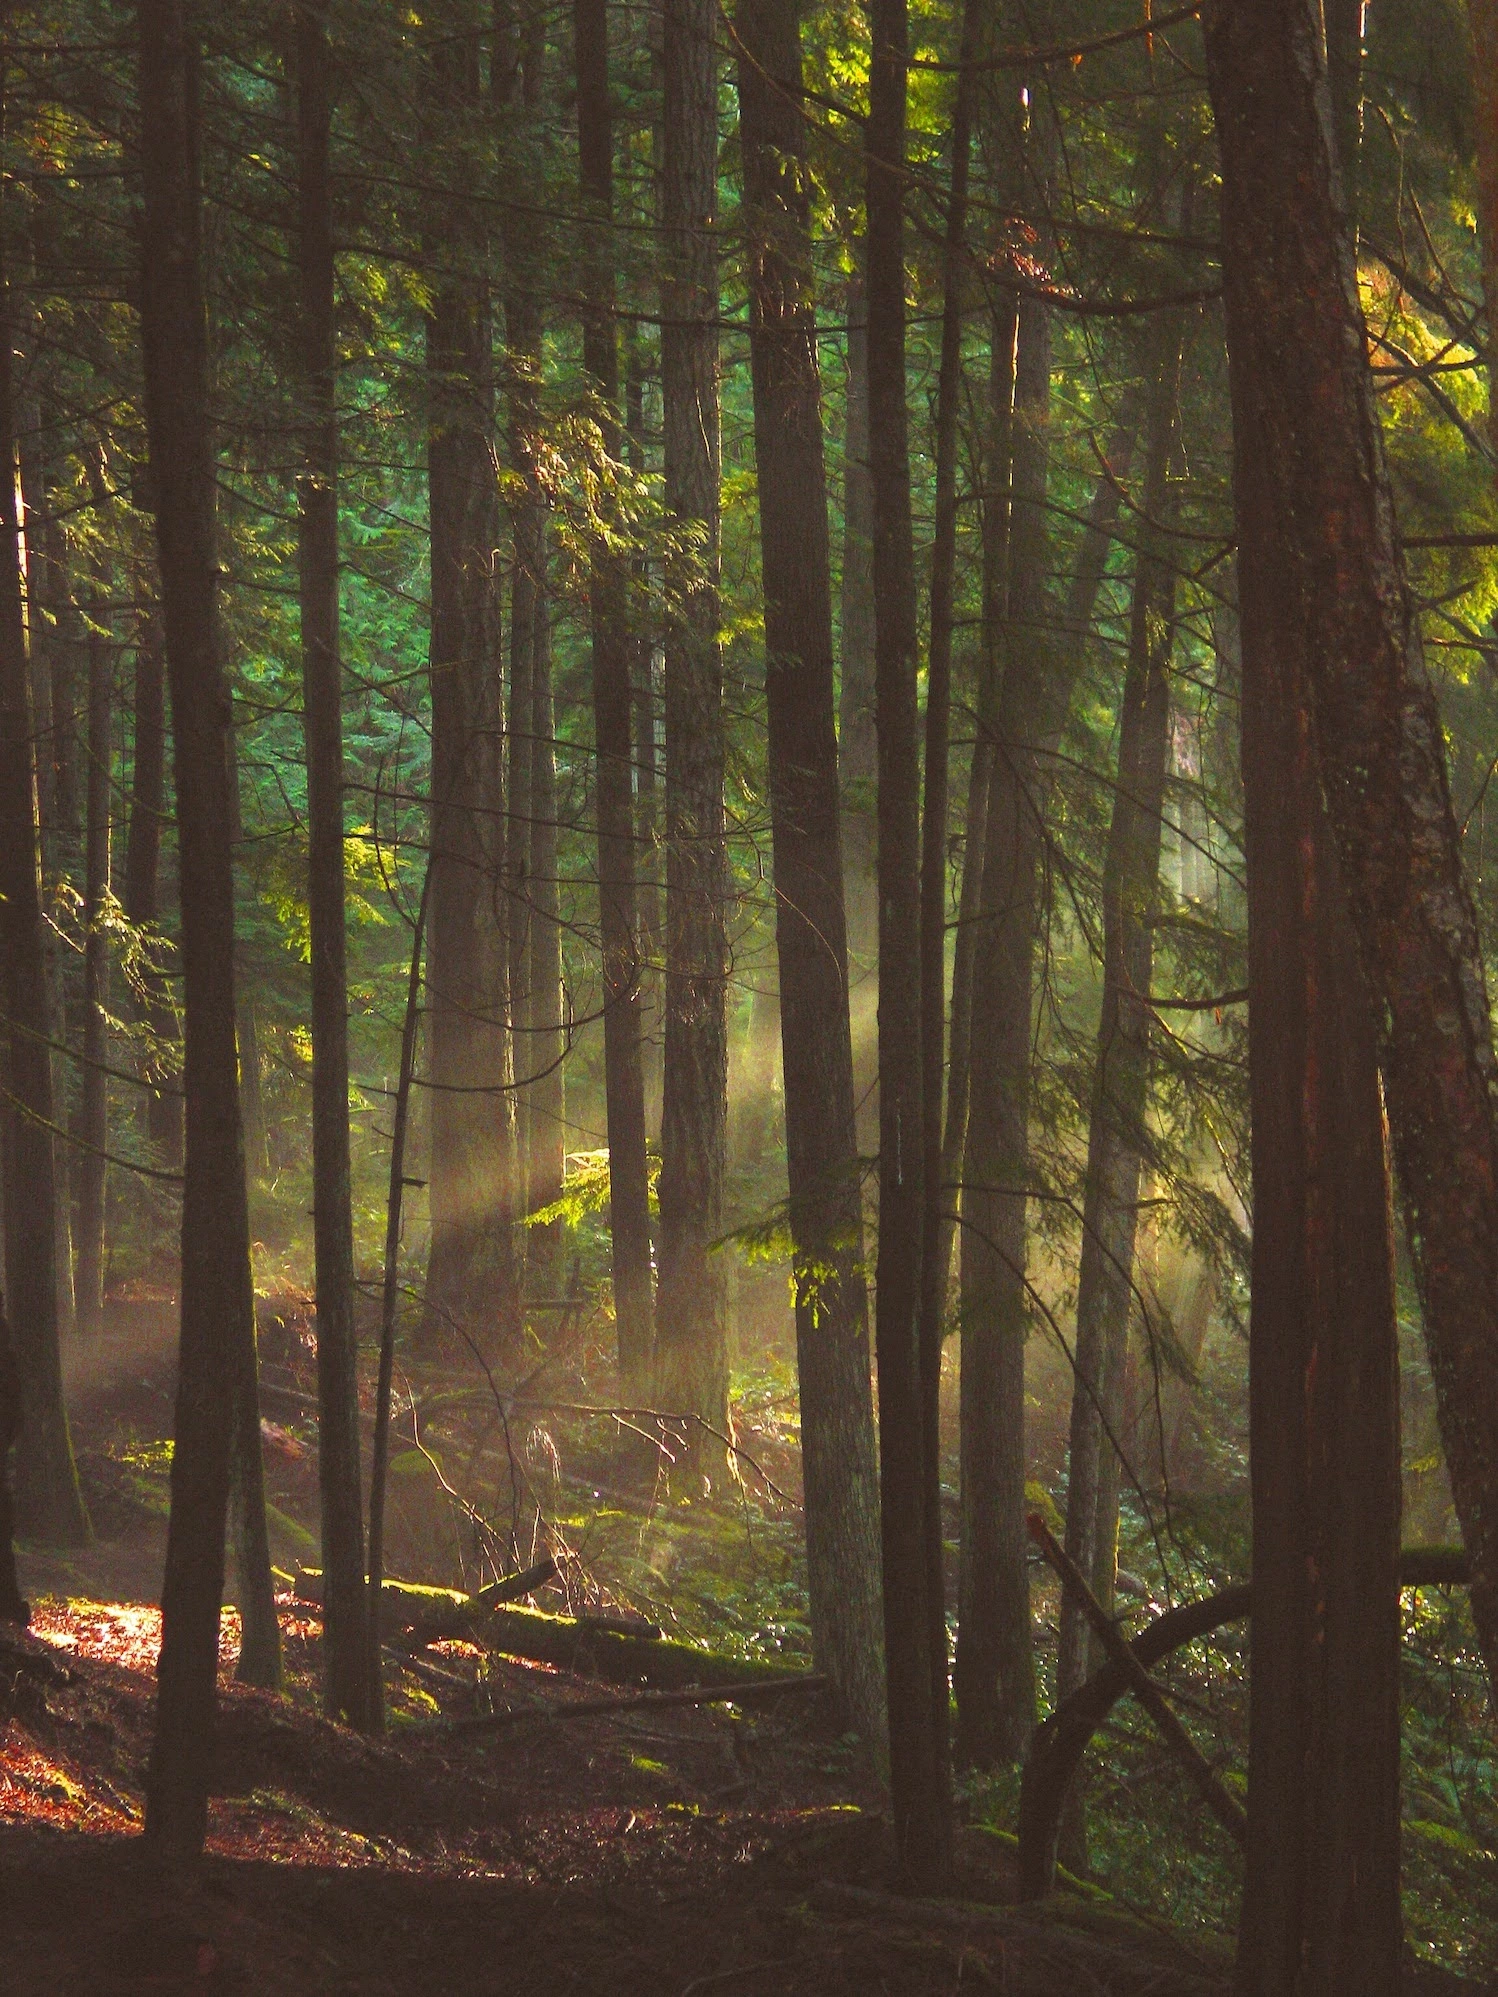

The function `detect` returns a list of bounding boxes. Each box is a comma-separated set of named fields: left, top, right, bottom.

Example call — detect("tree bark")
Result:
left=421, top=24, right=519, bottom=1361
left=838, top=266, right=877, bottom=1151
left=295, top=0, right=369, bottom=1730
left=527, top=545, right=566, bottom=1282
left=1206, top=0, right=1498, bottom=1709
left=1056, top=312, right=1186, bottom=1711
left=656, top=0, right=730, bottom=1457
left=915, top=0, right=980, bottom=1756
left=138, top=0, right=266, bottom=1852
left=121, top=606, right=182, bottom=1165
left=954, top=269, right=1050, bottom=1769
left=0, top=226, right=87, bottom=1552
left=1232, top=462, right=1404, bottom=1990
left=735, top=0, right=885, bottom=1745
left=574, top=0, right=654, bottom=1398
left=866, top=0, right=951, bottom=1886
left=74, top=609, right=112, bottom=1333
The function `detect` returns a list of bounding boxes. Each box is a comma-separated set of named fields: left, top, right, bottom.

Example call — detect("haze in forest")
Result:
left=0, top=1, right=1496, bottom=1992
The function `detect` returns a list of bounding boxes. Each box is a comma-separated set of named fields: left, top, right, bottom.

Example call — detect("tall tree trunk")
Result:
left=937, top=297, right=1016, bottom=1315
left=866, top=0, right=951, bottom=1885
left=915, top=0, right=980, bottom=1750
left=625, top=349, right=665, bottom=1147
left=1207, top=0, right=1498, bottom=1707
left=1232, top=461, right=1404, bottom=1990
left=574, top=0, right=654, bottom=1396
left=527, top=544, right=566, bottom=1283
left=500, top=0, right=548, bottom=1258
left=1056, top=312, right=1186, bottom=1714
left=838, top=267, right=878, bottom=1151
left=121, top=606, right=182, bottom=1165
left=139, top=0, right=269, bottom=1852
left=17, top=416, right=78, bottom=1338
left=296, top=0, right=369, bottom=1730
left=225, top=727, right=268, bottom=1183
left=74, top=608, right=112, bottom=1333
left=736, top=0, right=885, bottom=1744
left=0, top=233, right=87, bottom=1551
left=954, top=267, right=1050, bottom=1769
left=422, top=27, right=519, bottom=1362
left=656, top=0, right=729, bottom=1456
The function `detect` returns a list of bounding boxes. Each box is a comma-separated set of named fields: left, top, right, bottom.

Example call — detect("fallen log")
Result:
left=1017, top=1542, right=1471, bottom=1901
left=292, top=1559, right=557, bottom=1646
left=291, top=1565, right=804, bottom=1690
left=443, top=1670, right=828, bottom=1733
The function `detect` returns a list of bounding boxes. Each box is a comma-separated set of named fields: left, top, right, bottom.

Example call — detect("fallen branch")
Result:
left=1026, top=1515, right=1247, bottom=1851
left=293, top=1557, right=556, bottom=1647
left=442, top=1670, right=828, bottom=1734
left=1018, top=1542, right=1471, bottom=1900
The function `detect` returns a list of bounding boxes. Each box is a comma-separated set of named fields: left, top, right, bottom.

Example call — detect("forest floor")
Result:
left=0, top=1297, right=1484, bottom=1994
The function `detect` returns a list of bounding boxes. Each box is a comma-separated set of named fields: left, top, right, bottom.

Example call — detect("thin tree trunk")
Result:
left=1056, top=311, right=1187, bottom=1714
left=736, top=0, right=885, bottom=1743
left=366, top=865, right=431, bottom=1733
left=139, top=0, right=267, bottom=1852
left=421, top=27, right=519, bottom=1360
left=17, top=415, right=78, bottom=1337
left=0, top=216, right=87, bottom=1551
left=74, top=610, right=111, bottom=1333
left=527, top=548, right=566, bottom=1283
left=866, top=0, right=951, bottom=1886
left=121, top=606, right=182, bottom=1164
left=915, top=0, right=980, bottom=1749
left=656, top=0, right=729, bottom=1457
left=574, top=0, right=654, bottom=1398
left=625, top=350, right=664, bottom=1148
left=1207, top=0, right=1498, bottom=1709
left=838, top=266, right=878, bottom=1153
left=939, top=384, right=1137, bottom=1315
left=226, top=727, right=268, bottom=1182
left=954, top=260, right=1051, bottom=1769
left=295, top=0, right=369, bottom=1730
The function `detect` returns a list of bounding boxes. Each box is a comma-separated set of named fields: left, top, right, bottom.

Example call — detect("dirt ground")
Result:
left=0, top=1302, right=1478, bottom=1994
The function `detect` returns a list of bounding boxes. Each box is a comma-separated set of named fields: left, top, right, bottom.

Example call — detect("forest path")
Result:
left=0, top=1597, right=1242, bottom=1995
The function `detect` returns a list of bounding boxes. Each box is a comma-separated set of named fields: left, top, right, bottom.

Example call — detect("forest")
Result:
left=2, top=0, right=1497, bottom=1989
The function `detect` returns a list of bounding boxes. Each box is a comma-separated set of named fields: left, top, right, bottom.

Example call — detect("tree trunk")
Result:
left=914, top=0, right=980, bottom=1754
left=574, top=0, right=654, bottom=1397
left=421, top=28, right=519, bottom=1362
left=656, top=0, right=729, bottom=1458
left=138, top=0, right=266, bottom=1852
left=838, top=267, right=878, bottom=1153
left=74, top=610, right=112, bottom=1333
left=954, top=268, right=1050, bottom=1769
left=1206, top=0, right=1498, bottom=1709
left=625, top=343, right=665, bottom=1147
left=736, top=0, right=885, bottom=1744
left=866, top=0, right=951, bottom=1886
left=936, top=293, right=1016, bottom=1319
left=1231, top=453, right=1404, bottom=1989
left=296, top=0, right=369, bottom=1730
left=527, top=545, right=566, bottom=1285
left=0, top=228, right=88, bottom=1551
left=1056, top=312, right=1187, bottom=1713
left=121, top=606, right=182, bottom=1165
